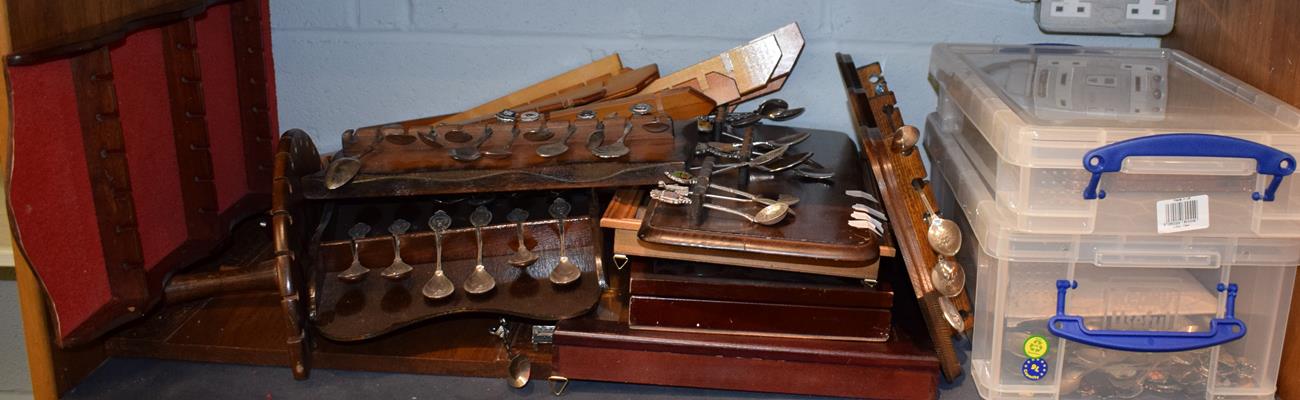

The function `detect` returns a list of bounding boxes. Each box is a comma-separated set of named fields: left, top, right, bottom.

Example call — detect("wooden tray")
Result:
left=308, top=191, right=604, bottom=342
left=603, top=189, right=887, bottom=280
left=638, top=126, right=880, bottom=263
left=552, top=288, right=940, bottom=399
left=304, top=117, right=698, bottom=199
left=628, top=258, right=894, bottom=341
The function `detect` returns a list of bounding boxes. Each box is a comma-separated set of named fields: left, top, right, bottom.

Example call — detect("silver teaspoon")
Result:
left=592, top=119, right=632, bottom=159
left=548, top=199, right=580, bottom=285
left=422, top=210, right=455, bottom=300
left=506, top=208, right=538, bottom=267
left=380, top=219, right=414, bottom=280
left=338, top=222, right=371, bottom=282
left=464, top=206, right=496, bottom=294
left=450, top=126, right=494, bottom=162
left=536, top=122, right=578, bottom=158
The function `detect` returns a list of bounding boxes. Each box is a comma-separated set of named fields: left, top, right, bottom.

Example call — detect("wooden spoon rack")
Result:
left=304, top=116, right=699, bottom=199
left=837, top=53, right=973, bottom=381
left=308, top=192, right=603, bottom=341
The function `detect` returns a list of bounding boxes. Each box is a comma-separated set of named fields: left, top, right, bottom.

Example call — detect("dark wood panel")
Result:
left=628, top=296, right=892, bottom=340
left=68, top=47, right=150, bottom=342
left=161, top=18, right=222, bottom=241
left=554, top=345, right=937, bottom=400
left=629, top=259, right=892, bottom=308
left=1164, top=0, right=1300, bottom=108
left=228, top=0, right=274, bottom=192
left=5, top=0, right=232, bottom=65
left=1163, top=4, right=1300, bottom=396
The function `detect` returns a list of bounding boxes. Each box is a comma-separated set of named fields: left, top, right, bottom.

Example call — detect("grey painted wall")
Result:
left=269, top=0, right=1159, bottom=153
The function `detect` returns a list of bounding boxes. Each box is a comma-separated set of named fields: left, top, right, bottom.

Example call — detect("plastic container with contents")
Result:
left=930, top=43, right=1300, bottom=237
left=924, top=113, right=1296, bottom=400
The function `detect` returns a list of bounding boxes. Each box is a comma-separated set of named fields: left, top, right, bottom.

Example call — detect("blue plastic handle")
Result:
left=1047, top=280, right=1246, bottom=352
left=1082, top=133, right=1295, bottom=201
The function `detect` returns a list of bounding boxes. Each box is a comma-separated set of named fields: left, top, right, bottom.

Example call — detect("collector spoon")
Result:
left=422, top=211, right=455, bottom=300
left=632, top=102, right=671, bottom=133
left=650, top=189, right=790, bottom=226
left=916, top=184, right=962, bottom=257
left=379, top=219, right=414, bottom=280
left=547, top=199, right=580, bottom=286
left=506, top=208, right=538, bottom=267
left=483, top=110, right=519, bottom=159
left=464, top=206, right=496, bottom=294
left=663, top=170, right=800, bottom=205
left=450, top=126, right=494, bottom=162
left=536, top=122, right=578, bottom=158
left=584, top=120, right=606, bottom=154
left=931, top=256, right=966, bottom=298
left=337, top=222, right=371, bottom=282
left=592, top=119, right=632, bottom=158
left=483, top=125, right=520, bottom=159
left=520, top=111, right=553, bottom=142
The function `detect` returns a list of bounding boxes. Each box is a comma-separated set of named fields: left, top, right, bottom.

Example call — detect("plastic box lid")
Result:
left=923, top=113, right=1300, bottom=267
left=929, top=43, right=1300, bottom=169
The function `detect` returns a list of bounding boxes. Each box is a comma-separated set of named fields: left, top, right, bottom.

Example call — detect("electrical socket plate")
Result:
left=1035, top=0, right=1175, bottom=36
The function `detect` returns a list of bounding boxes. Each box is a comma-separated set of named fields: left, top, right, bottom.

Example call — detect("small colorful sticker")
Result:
left=1023, top=335, right=1050, bottom=359
left=1022, top=358, right=1049, bottom=381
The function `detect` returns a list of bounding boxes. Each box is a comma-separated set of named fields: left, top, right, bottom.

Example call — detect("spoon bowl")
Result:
left=931, top=257, right=966, bottom=297
left=927, top=217, right=962, bottom=257
left=549, top=256, right=581, bottom=285
left=537, top=123, right=578, bottom=158
left=507, top=353, right=532, bottom=388
left=753, top=202, right=791, bottom=225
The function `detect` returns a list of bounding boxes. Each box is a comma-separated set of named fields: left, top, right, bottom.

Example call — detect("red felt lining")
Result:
left=196, top=4, right=250, bottom=212
left=111, top=29, right=187, bottom=271
left=9, top=60, right=112, bottom=338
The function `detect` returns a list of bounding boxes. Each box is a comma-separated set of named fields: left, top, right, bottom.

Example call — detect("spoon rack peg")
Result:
left=892, top=125, right=919, bottom=156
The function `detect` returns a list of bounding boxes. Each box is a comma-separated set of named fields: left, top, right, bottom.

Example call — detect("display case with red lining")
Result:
left=6, top=0, right=278, bottom=348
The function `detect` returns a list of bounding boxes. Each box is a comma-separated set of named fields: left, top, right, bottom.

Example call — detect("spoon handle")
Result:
left=556, top=217, right=566, bottom=259
left=475, top=226, right=484, bottom=266
left=434, top=232, right=443, bottom=273
left=516, top=222, right=528, bottom=250
left=708, top=183, right=757, bottom=200
left=350, top=239, right=361, bottom=264
left=702, top=203, right=757, bottom=223
left=391, top=233, right=402, bottom=262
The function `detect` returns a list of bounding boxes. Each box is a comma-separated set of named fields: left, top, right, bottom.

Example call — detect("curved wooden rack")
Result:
left=5, top=0, right=236, bottom=65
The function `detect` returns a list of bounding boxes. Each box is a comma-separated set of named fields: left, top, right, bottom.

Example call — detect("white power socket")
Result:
left=1126, top=0, right=1168, bottom=20
left=1049, top=0, right=1092, bottom=18
left=1036, top=0, right=1175, bottom=36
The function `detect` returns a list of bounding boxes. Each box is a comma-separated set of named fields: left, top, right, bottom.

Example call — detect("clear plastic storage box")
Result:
left=929, top=44, right=1300, bottom=237
left=924, top=113, right=1297, bottom=399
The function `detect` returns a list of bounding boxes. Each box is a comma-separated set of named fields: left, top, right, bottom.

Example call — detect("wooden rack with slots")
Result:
left=837, top=53, right=973, bottom=381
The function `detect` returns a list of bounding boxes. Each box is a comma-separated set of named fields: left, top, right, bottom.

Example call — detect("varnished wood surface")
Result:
left=603, top=189, right=884, bottom=279
left=304, top=118, right=693, bottom=199
left=639, top=125, right=880, bottom=263
left=552, top=284, right=939, bottom=399
left=5, top=0, right=231, bottom=65
left=637, top=23, right=802, bottom=106
left=106, top=292, right=555, bottom=380
left=444, top=54, right=624, bottom=123
left=1163, top=4, right=1300, bottom=396
left=629, top=259, right=891, bottom=308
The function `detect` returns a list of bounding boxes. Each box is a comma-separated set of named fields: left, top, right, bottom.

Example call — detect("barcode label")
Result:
left=1156, top=195, right=1209, bottom=233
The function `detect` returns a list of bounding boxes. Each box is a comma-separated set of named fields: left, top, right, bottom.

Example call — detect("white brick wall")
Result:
left=270, top=0, right=1159, bottom=152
